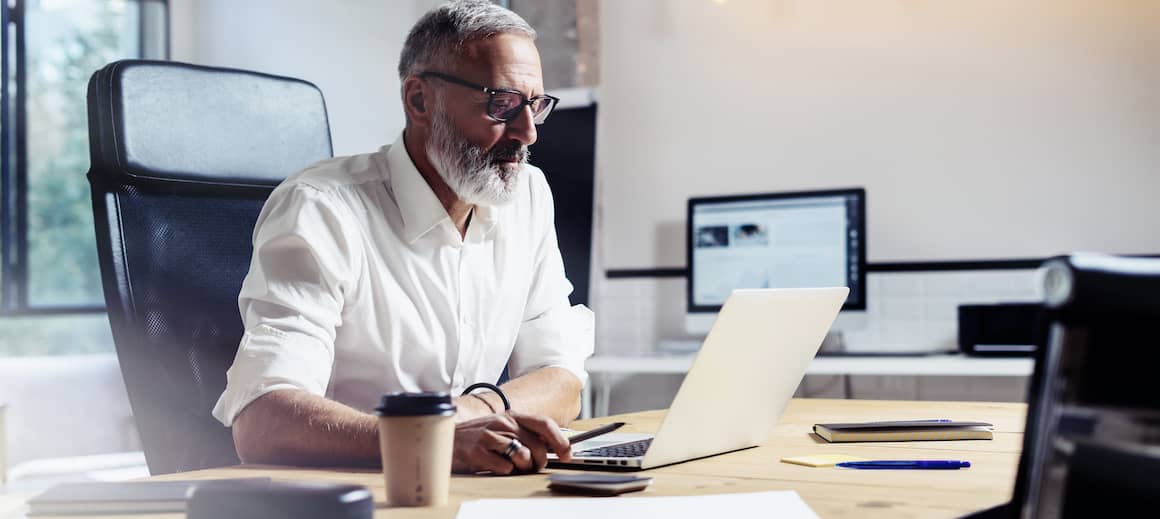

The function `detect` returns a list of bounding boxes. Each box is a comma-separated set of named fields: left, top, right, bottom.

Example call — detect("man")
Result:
left=212, top=0, right=593, bottom=475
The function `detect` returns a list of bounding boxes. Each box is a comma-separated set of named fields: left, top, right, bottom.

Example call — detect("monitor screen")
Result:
left=686, top=188, right=865, bottom=312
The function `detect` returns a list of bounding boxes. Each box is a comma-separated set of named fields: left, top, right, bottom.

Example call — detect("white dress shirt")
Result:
left=212, top=134, right=594, bottom=426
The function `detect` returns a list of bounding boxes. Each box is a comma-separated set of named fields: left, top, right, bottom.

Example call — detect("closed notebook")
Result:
left=813, top=420, right=994, bottom=443
left=27, top=478, right=271, bottom=516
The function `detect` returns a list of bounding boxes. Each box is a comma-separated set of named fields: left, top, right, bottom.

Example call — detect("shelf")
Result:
left=586, top=353, right=1034, bottom=377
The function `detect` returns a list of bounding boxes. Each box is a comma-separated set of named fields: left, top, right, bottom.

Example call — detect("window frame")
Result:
left=0, top=0, right=169, bottom=317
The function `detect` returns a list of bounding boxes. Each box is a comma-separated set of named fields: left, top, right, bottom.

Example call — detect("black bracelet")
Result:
left=461, top=382, right=511, bottom=411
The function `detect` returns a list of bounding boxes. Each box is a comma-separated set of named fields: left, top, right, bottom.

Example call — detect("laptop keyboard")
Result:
left=575, top=438, right=653, bottom=458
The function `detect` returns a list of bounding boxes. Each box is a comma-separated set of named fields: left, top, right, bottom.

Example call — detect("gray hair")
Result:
left=398, top=0, right=536, bottom=79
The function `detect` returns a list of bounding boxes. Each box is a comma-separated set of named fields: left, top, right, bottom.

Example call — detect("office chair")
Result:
left=966, top=253, right=1160, bottom=518
left=86, top=60, right=332, bottom=475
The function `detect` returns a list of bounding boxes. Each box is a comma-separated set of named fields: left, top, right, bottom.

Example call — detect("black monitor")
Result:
left=685, top=188, right=866, bottom=334
left=530, top=98, right=596, bottom=307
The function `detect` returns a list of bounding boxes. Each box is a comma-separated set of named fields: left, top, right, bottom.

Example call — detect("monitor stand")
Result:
left=818, top=330, right=846, bottom=354
left=687, top=309, right=866, bottom=334
left=673, top=310, right=868, bottom=355
left=657, top=338, right=704, bottom=354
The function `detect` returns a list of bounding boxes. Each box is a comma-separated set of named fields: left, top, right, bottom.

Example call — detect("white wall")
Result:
left=597, top=0, right=1160, bottom=268
left=169, top=0, right=443, bottom=156
left=0, top=355, right=136, bottom=467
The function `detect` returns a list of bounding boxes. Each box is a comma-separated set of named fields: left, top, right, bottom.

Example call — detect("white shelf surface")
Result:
left=586, top=353, right=1034, bottom=377
left=580, top=350, right=1034, bottom=418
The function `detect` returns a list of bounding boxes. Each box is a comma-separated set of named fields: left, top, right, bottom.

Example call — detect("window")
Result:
left=0, top=0, right=167, bottom=355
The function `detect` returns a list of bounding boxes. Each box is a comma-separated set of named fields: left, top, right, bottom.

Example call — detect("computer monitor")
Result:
left=685, top=188, right=866, bottom=335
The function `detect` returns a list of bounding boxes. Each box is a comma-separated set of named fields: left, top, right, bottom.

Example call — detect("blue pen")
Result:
left=836, top=460, right=971, bottom=470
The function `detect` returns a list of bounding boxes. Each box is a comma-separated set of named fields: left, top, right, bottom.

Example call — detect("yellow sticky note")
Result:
left=781, top=454, right=869, bottom=467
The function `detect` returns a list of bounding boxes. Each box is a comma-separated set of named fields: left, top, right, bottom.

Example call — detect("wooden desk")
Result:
left=41, top=398, right=1026, bottom=518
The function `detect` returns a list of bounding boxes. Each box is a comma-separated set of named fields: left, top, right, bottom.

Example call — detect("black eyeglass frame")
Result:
left=419, top=71, right=560, bottom=124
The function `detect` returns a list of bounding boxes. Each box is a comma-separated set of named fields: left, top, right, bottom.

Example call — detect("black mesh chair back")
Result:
left=86, top=60, right=332, bottom=474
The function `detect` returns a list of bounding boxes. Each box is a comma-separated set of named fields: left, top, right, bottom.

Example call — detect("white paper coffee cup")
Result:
left=375, top=392, right=456, bottom=507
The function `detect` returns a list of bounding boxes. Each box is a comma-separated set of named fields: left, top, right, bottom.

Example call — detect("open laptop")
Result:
left=549, top=287, right=848, bottom=470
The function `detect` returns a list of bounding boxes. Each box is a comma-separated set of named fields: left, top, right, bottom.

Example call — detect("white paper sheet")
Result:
left=455, top=490, right=820, bottom=519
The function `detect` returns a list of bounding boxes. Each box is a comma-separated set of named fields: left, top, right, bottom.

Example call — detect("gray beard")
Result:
left=425, top=108, right=529, bottom=206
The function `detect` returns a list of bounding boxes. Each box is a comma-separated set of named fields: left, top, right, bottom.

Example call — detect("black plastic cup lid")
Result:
left=375, top=392, right=457, bottom=417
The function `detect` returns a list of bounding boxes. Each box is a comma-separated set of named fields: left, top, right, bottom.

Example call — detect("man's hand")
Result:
left=451, top=411, right=572, bottom=475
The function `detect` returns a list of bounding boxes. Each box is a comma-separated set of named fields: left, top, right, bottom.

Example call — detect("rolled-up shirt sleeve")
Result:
left=510, top=304, right=594, bottom=386
left=212, top=183, right=363, bottom=426
left=508, top=173, right=595, bottom=387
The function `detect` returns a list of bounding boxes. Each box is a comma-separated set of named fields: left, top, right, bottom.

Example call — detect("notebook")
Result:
left=27, top=478, right=271, bottom=516
left=550, top=287, right=849, bottom=470
left=813, top=420, right=994, bottom=443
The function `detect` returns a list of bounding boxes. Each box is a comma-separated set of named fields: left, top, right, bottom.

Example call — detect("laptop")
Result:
left=549, top=287, right=849, bottom=470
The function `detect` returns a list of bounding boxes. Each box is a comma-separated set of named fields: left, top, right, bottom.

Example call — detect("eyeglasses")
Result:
left=419, top=71, right=559, bottom=125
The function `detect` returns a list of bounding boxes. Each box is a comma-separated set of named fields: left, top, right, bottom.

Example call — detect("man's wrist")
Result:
left=458, top=382, right=511, bottom=418
left=453, top=393, right=504, bottom=421
left=470, top=393, right=497, bottom=414
left=470, top=390, right=505, bottom=414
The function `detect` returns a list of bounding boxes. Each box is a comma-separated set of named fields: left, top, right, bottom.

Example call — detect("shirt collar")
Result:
left=386, top=133, right=503, bottom=244
left=472, top=197, right=501, bottom=237
left=386, top=133, right=452, bottom=243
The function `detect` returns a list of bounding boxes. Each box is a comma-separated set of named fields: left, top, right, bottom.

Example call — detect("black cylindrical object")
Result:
left=1042, top=254, right=1160, bottom=317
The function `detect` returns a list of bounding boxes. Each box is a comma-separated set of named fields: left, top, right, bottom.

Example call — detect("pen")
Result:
left=547, top=422, right=626, bottom=455
left=836, top=460, right=971, bottom=469
left=567, top=422, right=626, bottom=445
